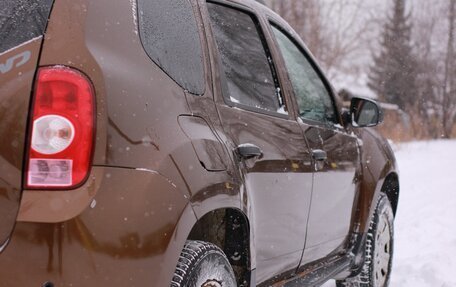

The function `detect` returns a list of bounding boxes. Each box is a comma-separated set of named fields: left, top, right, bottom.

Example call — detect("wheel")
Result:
left=171, top=240, right=237, bottom=287
left=337, top=193, right=394, bottom=287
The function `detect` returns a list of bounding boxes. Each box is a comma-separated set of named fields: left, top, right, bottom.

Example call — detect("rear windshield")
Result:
left=0, top=0, right=54, bottom=53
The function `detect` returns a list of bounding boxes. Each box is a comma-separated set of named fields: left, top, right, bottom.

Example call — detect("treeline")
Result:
left=266, top=0, right=455, bottom=140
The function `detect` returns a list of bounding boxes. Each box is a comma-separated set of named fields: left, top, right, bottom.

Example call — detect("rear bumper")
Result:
left=0, top=166, right=194, bottom=286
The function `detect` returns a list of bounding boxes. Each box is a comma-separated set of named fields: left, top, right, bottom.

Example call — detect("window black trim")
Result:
left=227, top=101, right=289, bottom=119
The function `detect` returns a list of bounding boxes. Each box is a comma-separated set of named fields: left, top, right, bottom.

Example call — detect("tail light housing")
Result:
left=26, top=66, right=95, bottom=189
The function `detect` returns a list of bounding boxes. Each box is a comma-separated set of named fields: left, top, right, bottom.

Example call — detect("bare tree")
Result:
left=407, top=2, right=441, bottom=138
left=442, top=0, right=456, bottom=138
left=368, top=0, right=418, bottom=111
left=268, top=0, right=323, bottom=61
left=265, top=0, right=454, bottom=139
left=267, top=0, right=384, bottom=97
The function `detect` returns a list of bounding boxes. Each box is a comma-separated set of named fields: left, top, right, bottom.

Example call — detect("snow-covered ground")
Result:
left=322, top=140, right=456, bottom=286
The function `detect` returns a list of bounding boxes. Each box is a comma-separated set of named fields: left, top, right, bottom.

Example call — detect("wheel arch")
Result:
left=188, top=208, right=252, bottom=286
left=380, top=172, right=400, bottom=216
left=344, top=170, right=399, bottom=279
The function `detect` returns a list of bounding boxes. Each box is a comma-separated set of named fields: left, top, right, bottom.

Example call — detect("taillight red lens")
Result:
left=26, top=66, right=95, bottom=189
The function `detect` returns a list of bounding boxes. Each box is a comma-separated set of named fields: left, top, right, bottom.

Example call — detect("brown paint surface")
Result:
left=0, top=0, right=397, bottom=286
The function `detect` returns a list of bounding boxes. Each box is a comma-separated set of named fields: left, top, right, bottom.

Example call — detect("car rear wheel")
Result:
left=171, top=240, right=237, bottom=287
left=336, top=193, right=394, bottom=287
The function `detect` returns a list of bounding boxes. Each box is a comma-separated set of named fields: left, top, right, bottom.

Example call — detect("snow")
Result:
left=322, top=140, right=456, bottom=287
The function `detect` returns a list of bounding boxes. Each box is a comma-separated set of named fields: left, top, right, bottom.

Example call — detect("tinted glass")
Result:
left=207, top=3, right=285, bottom=115
left=272, top=26, right=336, bottom=123
left=0, top=0, right=54, bottom=53
left=137, top=0, right=205, bottom=95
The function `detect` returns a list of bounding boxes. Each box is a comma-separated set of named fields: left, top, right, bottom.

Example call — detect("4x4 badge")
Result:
left=0, top=50, right=31, bottom=74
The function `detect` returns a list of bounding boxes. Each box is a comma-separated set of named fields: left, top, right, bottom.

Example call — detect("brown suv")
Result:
left=0, top=0, right=399, bottom=286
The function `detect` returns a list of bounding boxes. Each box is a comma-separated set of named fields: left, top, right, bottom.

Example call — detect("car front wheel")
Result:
left=337, top=193, right=394, bottom=287
left=171, top=240, right=237, bottom=287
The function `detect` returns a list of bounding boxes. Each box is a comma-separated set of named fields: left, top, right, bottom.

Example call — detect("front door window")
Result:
left=271, top=25, right=336, bottom=124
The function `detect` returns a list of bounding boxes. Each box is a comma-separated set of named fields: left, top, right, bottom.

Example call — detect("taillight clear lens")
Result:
left=32, top=115, right=75, bottom=154
left=26, top=66, right=95, bottom=189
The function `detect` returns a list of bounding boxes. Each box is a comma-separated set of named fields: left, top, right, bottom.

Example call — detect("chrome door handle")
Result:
left=311, top=149, right=327, bottom=161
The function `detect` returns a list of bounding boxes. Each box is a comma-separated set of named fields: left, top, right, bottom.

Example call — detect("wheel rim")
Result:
left=373, top=213, right=392, bottom=287
left=202, top=280, right=223, bottom=287
left=192, top=252, right=236, bottom=287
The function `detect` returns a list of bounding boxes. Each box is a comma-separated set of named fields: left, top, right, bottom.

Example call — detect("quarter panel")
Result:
left=1, top=167, right=194, bottom=286
left=38, top=0, right=201, bottom=195
left=356, top=129, right=396, bottom=233
left=178, top=115, right=230, bottom=171
left=38, top=0, right=108, bottom=168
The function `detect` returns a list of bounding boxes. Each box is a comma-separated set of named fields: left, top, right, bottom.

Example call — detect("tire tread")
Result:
left=336, top=193, right=394, bottom=287
left=171, top=240, right=233, bottom=287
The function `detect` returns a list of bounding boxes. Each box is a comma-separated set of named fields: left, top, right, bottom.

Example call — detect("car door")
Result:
left=204, top=2, right=313, bottom=283
left=269, top=23, right=360, bottom=266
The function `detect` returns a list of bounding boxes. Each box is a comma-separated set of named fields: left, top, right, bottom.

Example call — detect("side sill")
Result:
left=283, top=254, right=352, bottom=287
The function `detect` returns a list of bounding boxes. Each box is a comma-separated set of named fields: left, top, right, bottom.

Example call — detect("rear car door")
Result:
left=269, top=24, right=360, bottom=266
left=205, top=2, right=313, bottom=283
left=0, top=0, right=54, bottom=248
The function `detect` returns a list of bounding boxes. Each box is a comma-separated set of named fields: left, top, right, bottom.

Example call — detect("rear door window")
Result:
left=207, top=2, right=286, bottom=115
left=137, top=0, right=205, bottom=95
left=0, top=0, right=54, bottom=53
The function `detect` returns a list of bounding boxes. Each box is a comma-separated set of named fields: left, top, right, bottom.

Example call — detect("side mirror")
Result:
left=350, top=97, right=383, bottom=127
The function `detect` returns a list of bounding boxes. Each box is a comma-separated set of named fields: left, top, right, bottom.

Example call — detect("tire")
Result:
left=336, top=193, right=394, bottom=287
left=171, top=240, right=237, bottom=287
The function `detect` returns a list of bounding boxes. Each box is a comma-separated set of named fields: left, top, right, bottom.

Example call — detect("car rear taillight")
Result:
left=26, top=66, right=95, bottom=189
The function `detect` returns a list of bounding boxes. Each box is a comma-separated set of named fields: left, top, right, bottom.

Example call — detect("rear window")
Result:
left=0, top=0, right=54, bottom=53
left=137, top=0, right=205, bottom=95
left=207, top=3, right=285, bottom=115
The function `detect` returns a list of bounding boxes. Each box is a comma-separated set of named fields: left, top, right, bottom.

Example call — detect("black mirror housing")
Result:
left=350, top=97, right=383, bottom=128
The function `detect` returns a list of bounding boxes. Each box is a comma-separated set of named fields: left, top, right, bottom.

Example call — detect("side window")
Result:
left=207, top=3, right=286, bottom=115
left=137, top=0, right=205, bottom=95
left=271, top=25, right=336, bottom=124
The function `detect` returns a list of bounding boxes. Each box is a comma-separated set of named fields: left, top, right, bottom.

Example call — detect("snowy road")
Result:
left=322, top=140, right=456, bottom=286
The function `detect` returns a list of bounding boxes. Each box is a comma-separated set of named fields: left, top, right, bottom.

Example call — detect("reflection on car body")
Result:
left=0, top=0, right=399, bottom=286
